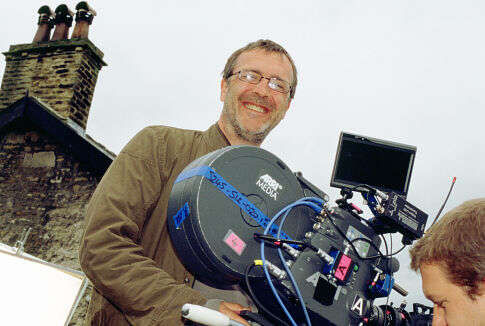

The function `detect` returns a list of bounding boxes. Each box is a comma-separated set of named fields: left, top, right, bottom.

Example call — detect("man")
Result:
left=409, top=198, right=485, bottom=326
left=79, top=39, right=297, bottom=325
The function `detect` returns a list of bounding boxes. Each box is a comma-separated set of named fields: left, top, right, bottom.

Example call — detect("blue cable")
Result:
left=282, top=198, right=325, bottom=325
left=260, top=197, right=324, bottom=326
left=261, top=206, right=299, bottom=326
left=277, top=202, right=315, bottom=326
left=277, top=209, right=307, bottom=325
left=298, top=196, right=325, bottom=206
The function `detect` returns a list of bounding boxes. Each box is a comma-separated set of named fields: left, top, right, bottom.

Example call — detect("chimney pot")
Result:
left=32, top=6, right=54, bottom=43
left=71, top=2, right=96, bottom=39
left=51, top=4, right=74, bottom=41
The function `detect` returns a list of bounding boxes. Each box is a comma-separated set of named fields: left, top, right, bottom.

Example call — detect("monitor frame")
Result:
left=330, top=132, right=416, bottom=197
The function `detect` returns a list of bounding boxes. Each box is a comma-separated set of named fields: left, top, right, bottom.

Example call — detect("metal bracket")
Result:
left=15, top=227, right=32, bottom=256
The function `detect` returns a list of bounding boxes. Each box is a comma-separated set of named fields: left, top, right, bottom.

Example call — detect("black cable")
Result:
left=430, top=177, right=456, bottom=227
left=323, top=206, right=409, bottom=261
left=387, top=244, right=406, bottom=256
left=365, top=239, right=407, bottom=259
left=379, top=234, right=389, bottom=256
left=373, top=234, right=388, bottom=267
left=389, top=233, right=393, bottom=255
left=254, top=233, right=307, bottom=248
left=322, top=206, right=385, bottom=260
left=324, top=211, right=367, bottom=259
left=349, top=237, right=385, bottom=258
left=244, top=263, right=290, bottom=326
left=323, top=206, right=407, bottom=261
left=323, top=208, right=386, bottom=260
left=255, top=233, right=323, bottom=255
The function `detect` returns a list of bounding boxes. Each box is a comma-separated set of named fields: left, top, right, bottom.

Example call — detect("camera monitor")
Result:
left=330, top=132, right=416, bottom=197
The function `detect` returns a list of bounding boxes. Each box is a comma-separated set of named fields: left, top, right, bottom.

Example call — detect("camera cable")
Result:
left=244, top=262, right=289, bottom=326
left=260, top=198, right=324, bottom=326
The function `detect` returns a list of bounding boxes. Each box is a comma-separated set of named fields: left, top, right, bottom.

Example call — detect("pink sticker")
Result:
left=335, top=254, right=352, bottom=281
left=223, top=230, right=246, bottom=256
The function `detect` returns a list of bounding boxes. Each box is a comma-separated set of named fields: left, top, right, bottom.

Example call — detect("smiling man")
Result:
left=218, top=44, right=295, bottom=145
left=409, top=199, right=485, bottom=326
left=80, top=40, right=297, bottom=325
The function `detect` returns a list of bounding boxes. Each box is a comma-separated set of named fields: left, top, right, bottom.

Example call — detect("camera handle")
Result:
left=181, top=304, right=246, bottom=326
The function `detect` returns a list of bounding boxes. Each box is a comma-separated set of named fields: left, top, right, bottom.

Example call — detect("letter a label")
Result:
left=305, top=272, right=320, bottom=287
left=351, top=295, right=364, bottom=316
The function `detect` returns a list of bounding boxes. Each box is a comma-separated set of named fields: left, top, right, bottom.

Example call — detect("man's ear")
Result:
left=220, top=79, right=228, bottom=102
left=282, top=98, right=292, bottom=114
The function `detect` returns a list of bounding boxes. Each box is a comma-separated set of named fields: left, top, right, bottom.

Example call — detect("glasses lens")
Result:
left=239, top=71, right=261, bottom=84
left=237, top=70, right=290, bottom=94
left=268, top=79, right=290, bottom=93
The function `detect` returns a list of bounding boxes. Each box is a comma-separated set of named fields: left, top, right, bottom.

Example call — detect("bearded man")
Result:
left=80, top=39, right=297, bottom=326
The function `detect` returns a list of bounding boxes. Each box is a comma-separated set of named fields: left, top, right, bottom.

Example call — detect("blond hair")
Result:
left=410, top=198, right=485, bottom=299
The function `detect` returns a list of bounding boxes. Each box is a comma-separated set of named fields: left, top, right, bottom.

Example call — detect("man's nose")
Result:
left=253, top=77, right=271, bottom=96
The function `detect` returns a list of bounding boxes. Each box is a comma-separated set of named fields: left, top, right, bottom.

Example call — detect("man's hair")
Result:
left=410, top=198, right=485, bottom=299
left=222, top=39, right=298, bottom=99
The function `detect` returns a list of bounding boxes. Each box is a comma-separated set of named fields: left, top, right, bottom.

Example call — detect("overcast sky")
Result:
left=2, top=0, right=484, bottom=317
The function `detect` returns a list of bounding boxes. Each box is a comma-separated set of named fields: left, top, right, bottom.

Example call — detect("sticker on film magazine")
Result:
left=223, top=229, right=247, bottom=256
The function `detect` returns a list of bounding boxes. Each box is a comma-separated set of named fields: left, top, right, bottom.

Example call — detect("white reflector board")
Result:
left=0, top=244, right=84, bottom=326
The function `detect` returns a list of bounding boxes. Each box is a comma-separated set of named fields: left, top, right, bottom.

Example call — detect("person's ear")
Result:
left=281, top=98, right=292, bottom=115
left=220, top=79, right=228, bottom=102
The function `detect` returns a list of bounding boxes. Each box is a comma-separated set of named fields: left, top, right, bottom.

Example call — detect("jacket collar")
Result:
left=203, top=123, right=231, bottom=152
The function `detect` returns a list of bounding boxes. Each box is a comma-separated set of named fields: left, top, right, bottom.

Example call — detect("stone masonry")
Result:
left=0, top=39, right=106, bottom=129
left=0, top=119, right=103, bottom=325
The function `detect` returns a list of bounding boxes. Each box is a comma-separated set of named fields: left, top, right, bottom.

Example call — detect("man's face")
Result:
left=220, top=49, right=293, bottom=145
left=420, top=263, right=485, bottom=326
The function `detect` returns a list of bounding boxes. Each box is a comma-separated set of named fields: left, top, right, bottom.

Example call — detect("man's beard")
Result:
left=230, top=114, right=270, bottom=145
left=223, top=101, right=279, bottom=145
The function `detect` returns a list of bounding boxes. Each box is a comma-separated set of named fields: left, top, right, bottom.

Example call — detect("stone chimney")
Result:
left=0, top=2, right=106, bottom=130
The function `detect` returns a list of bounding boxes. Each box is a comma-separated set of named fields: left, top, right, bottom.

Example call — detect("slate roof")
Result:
left=0, top=95, right=115, bottom=175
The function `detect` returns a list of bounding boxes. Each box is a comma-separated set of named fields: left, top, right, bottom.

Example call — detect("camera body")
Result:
left=268, top=206, right=385, bottom=325
left=168, top=133, right=432, bottom=325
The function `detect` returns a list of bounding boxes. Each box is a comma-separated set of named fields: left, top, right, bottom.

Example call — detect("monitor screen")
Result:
left=330, top=132, right=416, bottom=196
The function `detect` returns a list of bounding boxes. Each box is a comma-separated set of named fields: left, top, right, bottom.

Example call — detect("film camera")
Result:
left=168, top=132, right=433, bottom=326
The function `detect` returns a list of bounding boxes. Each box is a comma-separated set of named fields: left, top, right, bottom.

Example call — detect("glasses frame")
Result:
left=228, top=70, right=291, bottom=94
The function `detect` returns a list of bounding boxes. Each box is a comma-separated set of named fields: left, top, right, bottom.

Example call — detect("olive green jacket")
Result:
left=80, top=124, right=230, bottom=325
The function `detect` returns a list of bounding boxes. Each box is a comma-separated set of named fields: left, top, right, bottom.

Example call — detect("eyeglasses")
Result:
left=228, top=70, right=291, bottom=94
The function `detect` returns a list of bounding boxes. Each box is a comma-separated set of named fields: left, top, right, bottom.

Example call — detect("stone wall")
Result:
left=0, top=119, right=102, bottom=325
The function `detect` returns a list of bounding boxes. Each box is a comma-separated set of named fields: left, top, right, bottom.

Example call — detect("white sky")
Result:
left=2, top=0, right=484, bottom=318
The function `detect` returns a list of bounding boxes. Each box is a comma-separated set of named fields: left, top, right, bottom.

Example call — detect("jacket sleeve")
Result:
left=79, top=127, right=207, bottom=325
